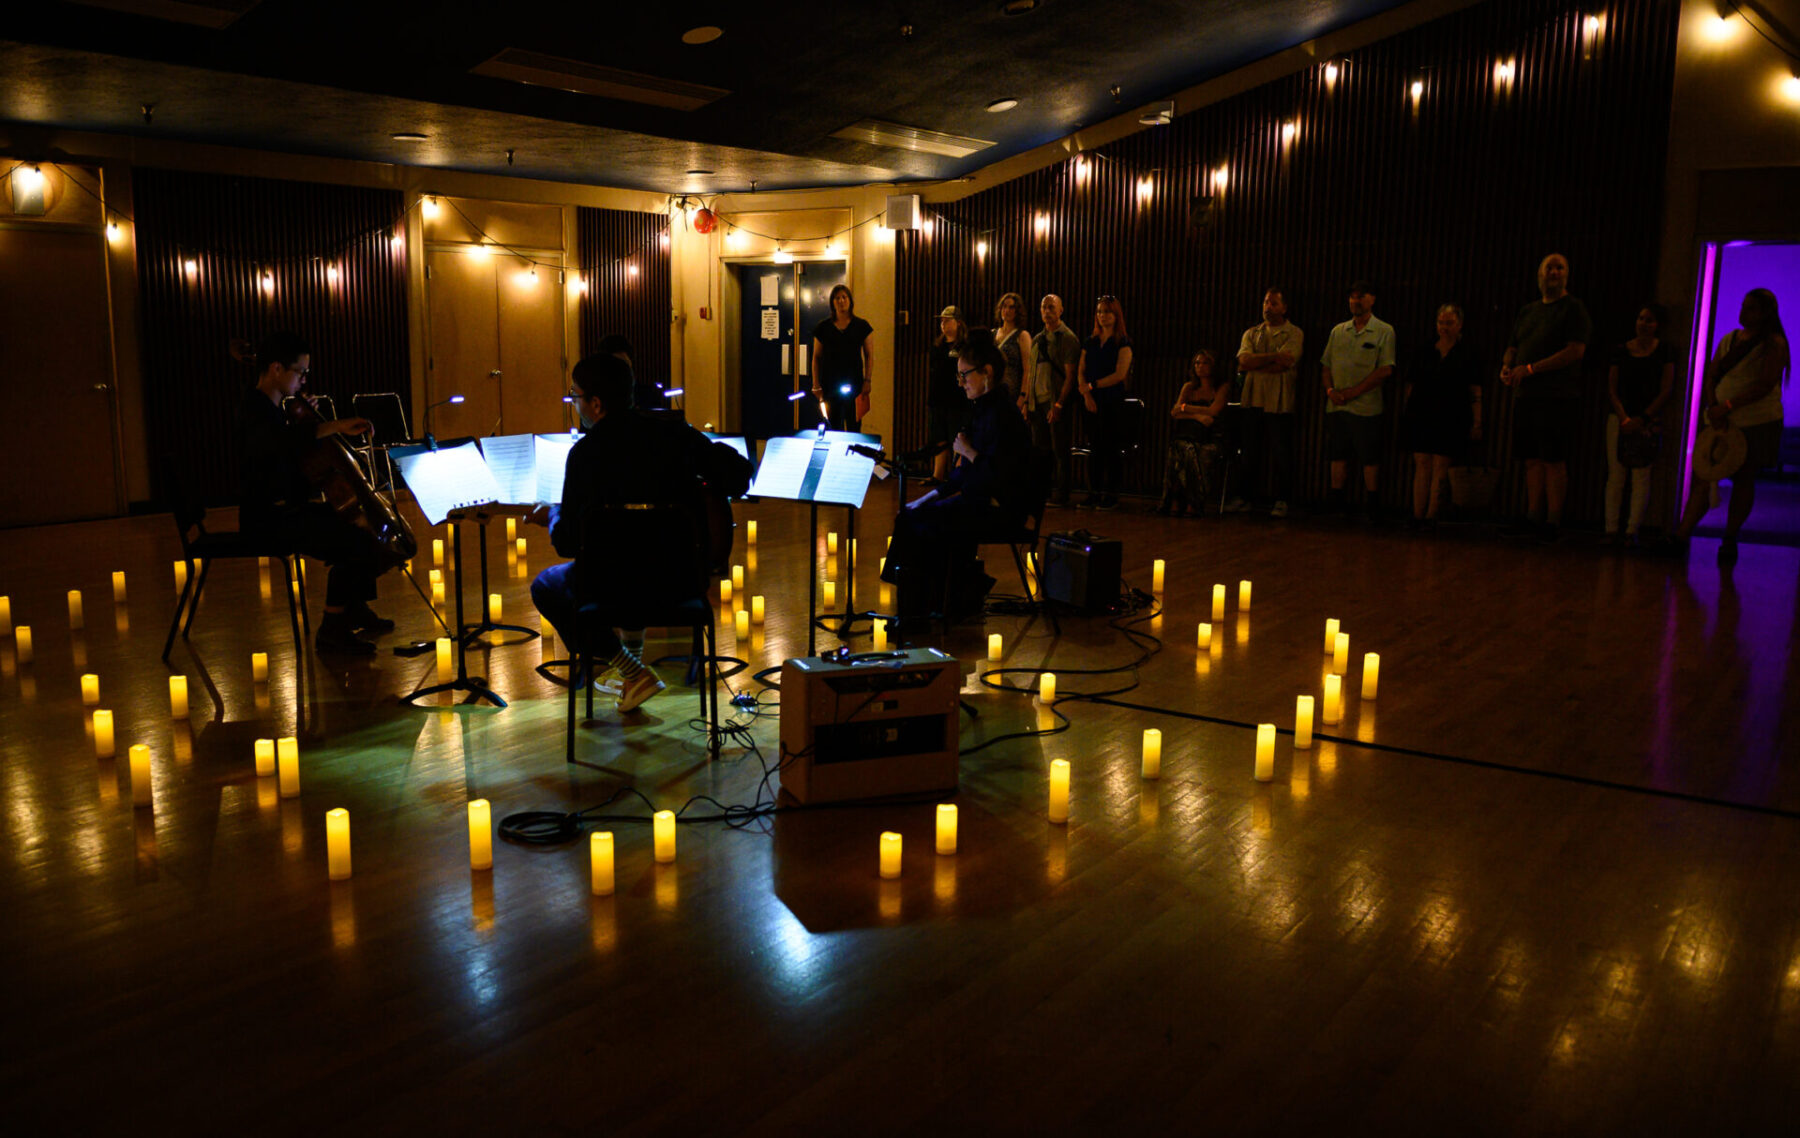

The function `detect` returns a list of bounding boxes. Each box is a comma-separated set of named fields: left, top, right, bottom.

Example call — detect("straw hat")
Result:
left=1691, top=424, right=1748, bottom=482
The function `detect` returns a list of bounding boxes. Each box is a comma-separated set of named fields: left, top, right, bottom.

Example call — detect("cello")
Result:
left=285, top=393, right=419, bottom=571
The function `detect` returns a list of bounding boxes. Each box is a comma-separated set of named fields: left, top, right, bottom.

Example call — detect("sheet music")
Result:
left=480, top=434, right=537, bottom=504
left=813, top=440, right=876, bottom=508
left=703, top=432, right=752, bottom=462
left=534, top=433, right=578, bottom=504
left=393, top=441, right=503, bottom=526
left=748, top=436, right=814, bottom=500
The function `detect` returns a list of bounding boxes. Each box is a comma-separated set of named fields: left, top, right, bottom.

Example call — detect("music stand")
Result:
left=457, top=514, right=539, bottom=649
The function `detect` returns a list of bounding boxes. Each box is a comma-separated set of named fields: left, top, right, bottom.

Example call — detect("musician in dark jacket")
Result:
left=238, top=331, right=392, bottom=655
left=882, top=328, right=1033, bottom=621
left=531, top=354, right=752, bottom=712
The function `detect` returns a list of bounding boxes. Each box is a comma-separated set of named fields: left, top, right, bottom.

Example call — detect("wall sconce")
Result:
left=10, top=164, right=48, bottom=215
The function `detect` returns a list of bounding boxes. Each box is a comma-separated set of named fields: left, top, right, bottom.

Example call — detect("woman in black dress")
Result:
left=1402, top=303, right=1481, bottom=527
left=927, top=305, right=968, bottom=479
left=809, top=285, right=874, bottom=431
left=1077, top=295, right=1133, bottom=510
left=1603, top=304, right=1674, bottom=543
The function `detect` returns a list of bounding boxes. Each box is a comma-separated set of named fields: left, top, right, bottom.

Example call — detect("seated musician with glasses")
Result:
left=238, top=331, right=393, bottom=655
left=529, top=354, right=751, bottom=712
left=881, top=328, right=1033, bottom=623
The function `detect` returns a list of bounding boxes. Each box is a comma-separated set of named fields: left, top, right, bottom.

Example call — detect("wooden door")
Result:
left=425, top=248, right=499, bottom=442
left=496, top=257, right=565, bottom=436
left=0, top=227, right=120, bottom=525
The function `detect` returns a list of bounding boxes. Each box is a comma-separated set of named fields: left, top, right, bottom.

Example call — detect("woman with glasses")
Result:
left=1077, top=295, right=1133, bottom=509
left=993, top=292, right=1031, bottom=402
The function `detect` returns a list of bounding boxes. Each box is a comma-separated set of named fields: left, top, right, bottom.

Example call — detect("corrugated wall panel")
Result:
left=135, top=169, right=409, bottom=507
left=898, top=0, right=1681, bottom=520
left=576, top=207, right=671, bottom=389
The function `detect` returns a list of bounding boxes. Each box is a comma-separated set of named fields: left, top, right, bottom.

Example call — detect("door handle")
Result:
left=92, top=383, right=111, bottom=392
left=489, top=369, right=502, bottom=376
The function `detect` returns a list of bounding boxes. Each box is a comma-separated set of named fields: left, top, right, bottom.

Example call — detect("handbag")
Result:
left=1616, top=427, right=1660, bottom=469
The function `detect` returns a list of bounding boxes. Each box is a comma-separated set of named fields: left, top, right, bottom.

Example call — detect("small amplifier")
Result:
left=1041, top=530, right=1122, bottom=611
left=779, top=647, right=960, bottom=804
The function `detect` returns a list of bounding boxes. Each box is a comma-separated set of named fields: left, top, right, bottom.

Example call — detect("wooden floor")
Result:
left=4, top=485, right=1799, bottom=1134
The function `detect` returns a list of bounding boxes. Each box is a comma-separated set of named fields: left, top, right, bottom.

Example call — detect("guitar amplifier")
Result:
left=1041, top=530, right=1122, bottom=611
left=779, top=647, right=961, bottom=804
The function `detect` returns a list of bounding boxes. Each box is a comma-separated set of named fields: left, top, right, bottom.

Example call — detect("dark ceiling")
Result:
left=1, top=0, right=1406, bottom=192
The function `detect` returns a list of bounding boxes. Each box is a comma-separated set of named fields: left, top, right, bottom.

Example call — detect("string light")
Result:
left=14, top=165, right=45, bottom=193
left=471, top=242, right=492, bottom=257
left=772, top=245, right=793, bottom=264
left=571, top=274, right=589, bottom=293
left=1584, top=13, right=1604, bottom=37
left=1034, top=212, right=1049, bottom=235
left=725, top=228, right=743, bottom=249
left=422, top=196, right=439, bottom=218
left=1410, top=78, right=1425, bottom=102
left=975, top=239, right=989, bottom=258
left=1784, top=73, right=1800, bottom=104
left=1703, top=13, right=1739, bottom=45
left=326, top=264, right=339, bottom=283
left=1135, top=176, right=1154, bottom=201
left=1211, top=165, right=1229, bottom=191
left=659, top=232, right=671, bottom=249
left=515, top=265, right=538, bottom=286
left=106, top=221, right=122, bottom=241
left=1324, top=62, right=1340, bottom=85
left=627, top=263, right=640, bottom=277
left=183, top=258, right=198, bottom=277
left=1281, top=121, right=1298, bottom=143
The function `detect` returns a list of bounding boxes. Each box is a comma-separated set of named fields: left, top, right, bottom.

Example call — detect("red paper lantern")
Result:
left=693, top=208, right=717, bottom=234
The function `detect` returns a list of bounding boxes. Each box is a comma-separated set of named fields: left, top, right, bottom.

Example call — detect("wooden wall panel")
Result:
left=576, top=207, right=671, bottom=394
left=896, top=0, right=1681, bottom=521
left=134, top=169, right=409, bottom=506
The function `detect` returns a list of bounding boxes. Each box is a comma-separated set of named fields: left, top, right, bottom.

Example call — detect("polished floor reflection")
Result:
left=3, top=489, right=1797, bottom=1133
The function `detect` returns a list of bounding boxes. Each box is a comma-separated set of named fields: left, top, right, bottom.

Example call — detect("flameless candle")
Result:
left=1295, top=695, right=1315, bottom=749
left=488, top=593, right=502, bottom=622
left=506, top=517, right=517, bottom=541
left=436, top=637, right=453, bottom=684
left=81, top=673, right=99, bottom=705
left=720, top=579, right=733, bottom=604
left=590, top=831, right=615, bottom=895
left=1142, top=728, right=1162, bottom=779
left=326, top=808, right=352, bottom=880
left=89, top=709, right=115, bottom=758
left=251, top=651, right=269, bottom=683
left=653, top=809, right=677, bottom=863
left=827, top=531, right=839, bottom=555
left=433, top=539, right=444, bottom=566
left=936, top=803, right=958, bottom=855
left=168, top=675, right=189, bottom=719
left=1323, top=674, right=1343, bottom=725
left=823, top=581, right=836, bottom=609
left=1197, top=622, right=1212, bottom=649
left=0, top=595, right=10, bottom=635
left=129, top=743, right=153, bottom=808
left=732, top=564, right=745, bottom=591
left=254, top=738, right=275, bottom=776
left=1333, top=631, right=1349, bottom=673
left=873, top=619, right=888, bottom=651
left=1254, top=723, right=1276, bottom=782
left=432, top=581, right=446, bottom=606
left=67, top=590, right=84, bottom=630
left=880, top=583, right=892, bottom=609
left=515, top=537, right=526, bottom=559
left=879, top=831, right=902, bottom=878
left=467, top=799, right=493, bottom=871
left=751, top=595, right=765, bottom=623
left=879, top=556, right=886, bottom=574
left=1048, top=759, right=1070, bottom=823
left=1324, top=617, right=1340, bottom=654
left=277, top=736, right=300, bottom=798
left=112, top=571, right=127, bottom=604
left=1040, top=672, right=1056, bottom=702
left=1362, top=653, right=1381, bottom=700
left=744, top=519, right=758, bottom=546
left=1212, top=583, right=1226, bottom=621
left=1239, top=580, right=1253, bottom=611
left=429, top=569, right=442, bottom=584
left=174, top=560, right=187, bottom=591
left=16, top=625, right=33, bottom=663
left=1152, top=559, right=1165, bottom=593
left=988, top=633, right=1003, bottom=661
left=735, top=609, right=750, bottom=639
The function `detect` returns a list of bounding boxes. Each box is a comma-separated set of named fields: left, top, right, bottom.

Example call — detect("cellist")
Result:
left=239, top=331, right=394, bottom=655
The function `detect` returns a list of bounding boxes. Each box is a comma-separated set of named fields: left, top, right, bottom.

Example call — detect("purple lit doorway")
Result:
left=1684, top=240, right=1800, bottom=547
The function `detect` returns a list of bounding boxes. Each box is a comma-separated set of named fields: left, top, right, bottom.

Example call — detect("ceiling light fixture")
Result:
left=987, top=98, right=1019, bottom=113
left=681, top=26, right=723, bottom=45
left=1139, top=100, right=1174, bottom=127
left=1001, top=0, right=1038, bottom=14
left=686, top=168, right=714, bottom=176
left=392, top=132, right=428, bottom=142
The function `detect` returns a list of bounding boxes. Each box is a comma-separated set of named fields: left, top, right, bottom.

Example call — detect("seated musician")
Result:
left=530, top=354, right=751, bottom=712
left=239, top=331, right=394, bottom=655
left=881, top=328, right=1033, bottom=621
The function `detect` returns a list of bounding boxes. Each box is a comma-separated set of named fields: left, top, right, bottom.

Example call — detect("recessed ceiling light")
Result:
left=391, top=132, right=428, bottom=142
left=681, top=26, right=723, bottom=45
left=686, top=169, right=714, bottom=176
left=1001, top=0, right=1039, bottom=15
left=986, top=98, right=1019, bottom=113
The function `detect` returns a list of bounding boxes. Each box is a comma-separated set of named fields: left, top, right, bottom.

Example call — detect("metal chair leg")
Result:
left=181, top=557, right=211, bottom=637
left=566, top=653, right=584, bottom=764
left=162, top=563, right=196, bottom=661
left=704, top=619, right=720, bottom=762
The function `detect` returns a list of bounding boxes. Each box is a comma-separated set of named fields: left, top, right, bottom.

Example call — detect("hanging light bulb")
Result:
left=627, top=263, right=640, bottom=277
left=1324, top=62, right=1340, bottom=85
left=772, top=244, right=793, bottom=264
left=1281, top=121, right=1298, bottom=143
left=326, top=264, right=340, bottom=284
left=1136, top=176, right=1154, bottom=201
left=975, top=239, right=989, bottom=258
left=260, top=271, right=275, bottom=294
left=1410, top=79, right=1424, bottom=102
left=1212, top=165, right=1230, bottom=191
left=106, top=221, right=122, bottom=241
left=422, top=196, right=440, bottom=218
left=1034, top=213, right=1049, bottom=235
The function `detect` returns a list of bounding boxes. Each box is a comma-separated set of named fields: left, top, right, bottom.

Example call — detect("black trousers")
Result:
left=1238, top=408, right=1295, bottom=503
left=882, top=496, right=1015, bottom=615
left=1085, top=401, right=1125, bottom=495
left=243, top=502, right=383, bottom=609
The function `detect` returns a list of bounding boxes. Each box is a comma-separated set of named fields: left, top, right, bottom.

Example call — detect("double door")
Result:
left=738, top=260, right=846, bottom=438
left=425, top=247, right=567, bottom=441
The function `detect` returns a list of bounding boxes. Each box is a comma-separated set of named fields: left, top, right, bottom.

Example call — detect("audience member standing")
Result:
left=1077, top=295, right=1134, bottom=511
left=809, top=285, right=874, bottom=432
left=993, top=293, right=1031, bottom=401
left=1500, top=253, right=1591, bottom=542
left=1235, top=288, right=1304, bottom=517
left=1159, top=350, right=1229, bottom=517
left=1027, top=294, right=1082, bottom=505
left=928, top=306, right=968, bottom=480
left=1320, top=280, right=1396, bottom=518
left=1402, top=303, right=1481, bottom=528
left=1603, top=304, right=1675, bottom=544
left=1673, top=288, right=1789, bottom=566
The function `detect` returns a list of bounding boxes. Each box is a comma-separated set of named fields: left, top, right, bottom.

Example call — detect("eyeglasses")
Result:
left=567, top=388, right=595, bottom=401
left=956, top=368, right=978, bottom=380
left=1097, top=295, right=1118, bottom=303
